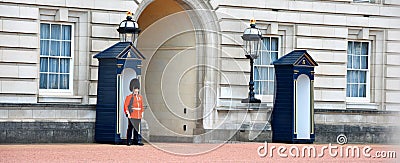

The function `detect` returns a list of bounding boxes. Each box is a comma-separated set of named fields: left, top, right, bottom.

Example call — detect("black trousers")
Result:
left=127, top=118, right=141, bottom=143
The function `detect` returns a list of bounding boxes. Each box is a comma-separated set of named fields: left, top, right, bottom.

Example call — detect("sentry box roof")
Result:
left=94, top=42, right=145, bottom=60
left=272, top=50, right=318, bottom=67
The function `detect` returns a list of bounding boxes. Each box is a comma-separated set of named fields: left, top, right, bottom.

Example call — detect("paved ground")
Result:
left=0, top=142, right=399, bottom=162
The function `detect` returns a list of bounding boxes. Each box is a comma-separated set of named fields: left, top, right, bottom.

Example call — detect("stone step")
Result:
left=149, top=135, right=193, bottom=143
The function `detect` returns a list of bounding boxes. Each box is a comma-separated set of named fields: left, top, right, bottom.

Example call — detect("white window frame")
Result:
left=39, top=22, right=74, bottom=96
left=346, top=40, right=371, bottom=103
left=254, top=36, right=281, bottom=101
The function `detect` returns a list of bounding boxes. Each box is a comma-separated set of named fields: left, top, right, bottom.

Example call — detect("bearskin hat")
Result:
left=129, top=78, right=140, bottom=92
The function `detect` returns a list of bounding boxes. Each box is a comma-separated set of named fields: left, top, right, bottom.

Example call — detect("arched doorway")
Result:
left=119, top=68, right=137, bottom=139
left=135, top=0, right=219, bottom=141
left=296, top=74, right=311, bottom=139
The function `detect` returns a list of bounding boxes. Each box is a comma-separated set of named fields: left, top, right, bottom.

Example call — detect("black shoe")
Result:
left=127, top=141, right=131, bottom=146
left=137, top=143, right=144, bottom=146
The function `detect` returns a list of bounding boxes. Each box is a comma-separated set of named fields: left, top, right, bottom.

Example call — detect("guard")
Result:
left=124, top=78, right=144, bottom=146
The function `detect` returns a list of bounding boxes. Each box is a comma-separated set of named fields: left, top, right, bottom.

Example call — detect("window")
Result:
left=39, top=23, right=73, bottom=91
left=254, top=37, right=279, bottom=95
left=347, top=41, right=369, bottom=98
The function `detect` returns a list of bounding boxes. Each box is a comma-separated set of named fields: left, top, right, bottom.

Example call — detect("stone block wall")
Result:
left=0, top=103, right=96, bottom=143
left=315, top=124, right=399, bottom=144
left=0, top=122, right=94, bottom=143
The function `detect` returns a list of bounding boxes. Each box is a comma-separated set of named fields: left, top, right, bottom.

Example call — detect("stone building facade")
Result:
left=0, top=0, right=399, bottom=143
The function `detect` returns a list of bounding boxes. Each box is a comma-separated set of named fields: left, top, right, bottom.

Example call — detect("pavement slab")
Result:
left=0, top=143, right=399, bottom=162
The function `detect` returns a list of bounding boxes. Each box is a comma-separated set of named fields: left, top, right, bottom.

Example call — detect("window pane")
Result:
left=254, top=66, right=260, bottom=80
left=255, top=51, right=263, bottom=65
left=271, top=52, right=278, bottom=62
left=260, top=81, right=268, bottom=95
left=347, top=71, right=351, bottom=83
left=49, top=74, right=59, bottom=89
left=263, top=81, right=269, bottom=95
left=347, top=42, right=353, bottom=55
left=60, top=59, right=70, bottom=73
left=40, top=73, right=48, bottom=89
left=62, top=25, right=72, bottom=40
left=359, top=84, right=366, bottom=97
left=268, top=67, right=274, bottom=80
left=50, top=41, right=61, bottom=56
left=40, top=24, right=50, bottom=39
left=271, top=37, right=278, bottom=51
left=51, top=24, right=61, bottom=40
left=40, top=58, right=48, bottom=72
left=347, top=54, right=352, bottom=68
left=354, top=42, right=361, bottom=56
left=254, top=81, right=260, bottom=94
left=261, top=52, right=271, bottom=65
left=40, top=40, right=50, bottom=56
left=351, top=84, right=358, bottom=97
left=268, top=81, right=274, bottom=95
left=352, top=71, right=359, bottom=83
left=254, top=57, right=260, bottom=66
left=263, top=38, right=270, bottom=50
left=359, top=71, right=366, bottom=84
left=261, top=67, right=268, bottom=80
left=361, top=56, right=368, bottom=69
left=62, top=41, right=71, bottom=57
left=346, top=84, right=351, bottom=97
left=49, top=58, right=59, bottom=73
left=353, top=55, right=360, bottom=69
left=361, top=42, right=368, bottom=56
left=60, top=74, right=69, bottom=89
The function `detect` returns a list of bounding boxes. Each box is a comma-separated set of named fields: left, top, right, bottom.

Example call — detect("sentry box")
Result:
left=93, top=42, right=145, bottom=144
left=271, top=50, right=318, bottom=144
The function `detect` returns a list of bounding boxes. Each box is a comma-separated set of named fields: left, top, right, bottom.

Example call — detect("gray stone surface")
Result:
left=0, top=110, right=8, bottom=118
left=6, top=130, right=54, bottom=143
left=0, top=122, right=95, bottom=144
left=0, top=103, right=96, bottom=122
left=314, top=124, right=399, bottom=144
left=33, top=110, right=56, bottom=119
left=53, top=130, right=90, bottom=143
left=0, top=130, right=6, bottom=142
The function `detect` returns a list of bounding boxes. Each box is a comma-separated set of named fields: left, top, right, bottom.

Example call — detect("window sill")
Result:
left=255, top=95, right=273, bottom=103
left=346, top=102, right=378, bottom=110
left=217, top=103, right=273, bottom=111
left=38, top=95, right=82, bottom=103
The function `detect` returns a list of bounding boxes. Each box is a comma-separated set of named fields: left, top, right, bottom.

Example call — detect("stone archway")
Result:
left=134, top=0, right=219, bottom=141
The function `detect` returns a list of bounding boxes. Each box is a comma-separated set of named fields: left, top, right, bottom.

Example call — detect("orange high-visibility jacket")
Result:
left=124, top=94, right=144, bottom=119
